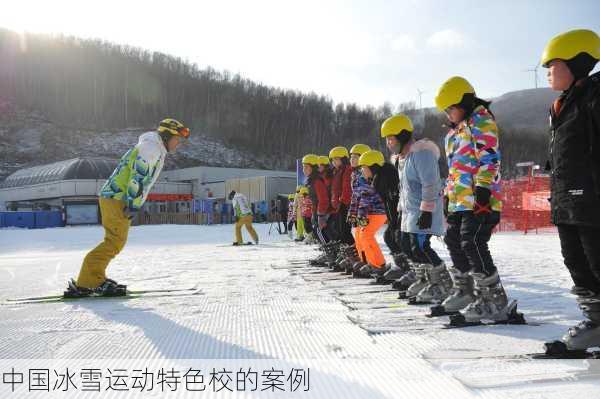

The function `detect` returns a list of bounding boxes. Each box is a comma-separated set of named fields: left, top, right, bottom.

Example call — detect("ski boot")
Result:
left=334, top=245, right=357, bottom=273
left=383, top=253, right=411, bottom=281
left=430, top=267, right=474, bottom=317
left=544, top=287, right=600, bottom=355
left=403, top=263, right=432, bottom=301
left=448, top=271, right=524, bottom=326
left=304, top=233, right=318, bottom=245
left=414, top=262, right=452, bottom=304
left=357, top=264, right=385, bottom=279
left=392, top=270, right=416, bottom=291
left=352, top=260, right=367, bottom=278
left=64, top=278, right=126, bottom=298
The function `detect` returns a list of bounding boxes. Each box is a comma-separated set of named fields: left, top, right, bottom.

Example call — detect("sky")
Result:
left=1, top=0, right=599, bottom=108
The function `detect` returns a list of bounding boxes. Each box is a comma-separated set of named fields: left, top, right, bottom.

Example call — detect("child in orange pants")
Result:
left=349, top=150, right=389, bottom=278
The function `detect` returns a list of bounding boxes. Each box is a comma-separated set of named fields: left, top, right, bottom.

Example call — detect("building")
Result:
left=160, top=166, right=296, bottom=201
left=0, top=159, right=297, bottom=226
left=0, top=158, right=191, bottom=224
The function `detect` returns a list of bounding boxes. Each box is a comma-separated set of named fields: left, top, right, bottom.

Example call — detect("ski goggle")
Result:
left=177, top=127, right=190, bottom=138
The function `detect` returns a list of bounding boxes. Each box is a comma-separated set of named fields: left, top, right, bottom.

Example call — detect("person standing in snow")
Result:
left=329, top=146, right=354, bottom=245
left=287, top=193, right=296, bottom=240
left=435, top=76, right=518, bottom=323
left=380, top=114, right=447, bottom=302
left=302, top=154, right=331, bottom=244
left=540, top=29, right=600, bottom=353
left=350, top=150, right=389, bottom=278
left=229, top=190, right=259, bottom=246
left=346, top=144, right=371, bottom=274
left=67, top=118, right=190, bottom=297
left=317, top=155, right=337, bottom=241
left=298, top=186, right=315, bottom=243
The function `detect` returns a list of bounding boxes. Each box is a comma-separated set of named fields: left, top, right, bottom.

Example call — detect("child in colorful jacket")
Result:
left=352, top=150, right=389, bottom=278
left=435, top=76, right=516, bottom=324
left=347, top=144, right=371, bottom=270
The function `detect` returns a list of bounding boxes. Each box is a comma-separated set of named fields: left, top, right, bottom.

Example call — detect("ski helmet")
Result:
left=358, top=150, right=385, bottom=167
left=541, top=29, right=600, bottom=67
left=380, top=114, right=413, bottom=137
left=329, top=146, right=349, bottom=159
left=435, top=77, right=475, bottom=112
left=301, top=154, right=319, bottom=165
left=349, top=144, right=371, bottom=156
left=158, top=118, right=190, bottom=138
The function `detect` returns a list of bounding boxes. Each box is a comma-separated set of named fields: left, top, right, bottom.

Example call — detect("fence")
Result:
left=499, top=176, right=554, bottom=234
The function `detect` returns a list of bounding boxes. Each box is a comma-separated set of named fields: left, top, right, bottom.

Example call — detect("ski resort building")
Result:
left=0, top=158, right=296, bottom=227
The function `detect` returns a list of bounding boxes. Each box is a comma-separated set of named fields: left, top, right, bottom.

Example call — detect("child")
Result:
left=352, top=150, right=389, bottom=278
left=435, top=76, right=516, bottom=323
left=329, top=146, right=354, bottom=245
left=540, top=29, right=600, bottom=353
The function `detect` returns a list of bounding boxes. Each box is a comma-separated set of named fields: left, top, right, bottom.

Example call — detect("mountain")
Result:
left=491, top=88, right=557, bottom=133
left=0, top=102, right=282, bottom=181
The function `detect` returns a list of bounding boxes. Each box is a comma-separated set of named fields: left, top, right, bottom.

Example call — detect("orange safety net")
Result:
left=498, top=176, right=555, bottom=233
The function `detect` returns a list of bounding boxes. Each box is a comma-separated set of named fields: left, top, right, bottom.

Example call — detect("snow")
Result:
left=0, top=224, right=599, bottom=398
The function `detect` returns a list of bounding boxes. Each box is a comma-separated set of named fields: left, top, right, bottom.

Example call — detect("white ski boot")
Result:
left=404, top=263, right=433, bottom=300
left=430, top=267, right=475, bottom=316
left=415, top=262, right=452, bottom=304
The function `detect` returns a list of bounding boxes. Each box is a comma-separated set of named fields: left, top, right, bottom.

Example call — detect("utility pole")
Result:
left=523, top=63, right=539, bottom=89
left=416, top=88, right=425, bottom=109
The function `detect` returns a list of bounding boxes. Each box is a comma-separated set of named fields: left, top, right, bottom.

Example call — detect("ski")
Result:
left=427, top=304, right=459, bottom=317
left=444, top=308, right=529, bottom=329
left=5, top=287, right=200, bottom=304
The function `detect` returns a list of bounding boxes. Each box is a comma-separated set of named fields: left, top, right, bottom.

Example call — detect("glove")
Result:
left=416, top=211, right=432, bottom=230
left=123, top=206, right=138, bottom=221
left=357, top=216, right=369, bottom=227
left=473, top=186, right=492, bottom=222
left=347, top=214, right=357, bottom=227
left=443, top=196, right=449, bottom=218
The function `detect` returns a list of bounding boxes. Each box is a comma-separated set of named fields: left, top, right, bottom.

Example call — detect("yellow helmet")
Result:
left=317, top=156, right=330, bottom=165
left=434, top=76, right=475, bottom=112
left=299, top=187, right=309, bottom=195
left=295, top=185, right=302, bottom=193
left=541, top=29, right=600, bottom=67
left=301, top=154, right=319, bottom=165
left=288, top=194, right=295, bottom=200
left=329, top=146, right=349, bottom=159
left=358, top=150, right=385, bottom=167
left=158, top=118, right=190, bottom=138
left=381, top=114, right=414, bottom=138
left=349, top=144, right=371, bottom=156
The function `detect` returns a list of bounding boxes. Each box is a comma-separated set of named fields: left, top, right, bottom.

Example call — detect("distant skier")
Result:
left=540, top=29, right=600, bottom=354
left=66, top=118, right=190, bottom=297
left=287, top=193, right=296, bottom=239
left=229, top=190, right=259, bottom=246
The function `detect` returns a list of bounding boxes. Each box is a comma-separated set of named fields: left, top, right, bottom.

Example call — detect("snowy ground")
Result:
left=1, top=223, right=599, bottom=398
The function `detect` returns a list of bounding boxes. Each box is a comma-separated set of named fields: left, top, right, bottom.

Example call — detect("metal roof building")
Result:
left=0, top=158, right=192, bottom=224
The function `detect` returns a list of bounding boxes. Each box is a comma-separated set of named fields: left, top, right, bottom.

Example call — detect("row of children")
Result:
left=289, top=29, right=600, bottom=355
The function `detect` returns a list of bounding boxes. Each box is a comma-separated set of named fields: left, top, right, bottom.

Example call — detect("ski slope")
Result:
left=0, top=224, right=598, bottom=398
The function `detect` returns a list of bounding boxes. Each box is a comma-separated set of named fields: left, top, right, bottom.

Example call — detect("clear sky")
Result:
left=2, top=0, right=599, bottom=108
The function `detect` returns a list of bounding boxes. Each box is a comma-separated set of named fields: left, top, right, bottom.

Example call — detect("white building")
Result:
left=0, top=159, right=297, bottom=225
left=0, top=158, right=191, bottom=224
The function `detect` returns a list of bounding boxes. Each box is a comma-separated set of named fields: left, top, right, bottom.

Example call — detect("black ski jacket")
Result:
left=373, top=162, right=400, bottom=228
left=547, top=71, right=600, bottom=227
